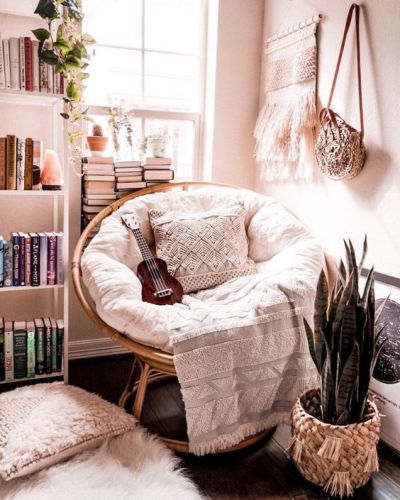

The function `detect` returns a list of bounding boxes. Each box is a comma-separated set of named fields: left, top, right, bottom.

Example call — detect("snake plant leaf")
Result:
left=321, top=357, right=335, bottom=423
left=313, top=271, right=328, bottom=368
left=358, top=235, right=368, bottom=275
left=332, top=270, right=355, bottom=347
left=361, top=267, right=375, bottom=310
left=339, top=292, right=357, bottom=376
left=303, top=319, right=319, bottom=373
left=336, top=409, right=349, bottom=425
left=337, top=259, right=347, bottom=287
left=336, top=341, right=359, bottom=421
left=375, top=295, right=390, bottom=325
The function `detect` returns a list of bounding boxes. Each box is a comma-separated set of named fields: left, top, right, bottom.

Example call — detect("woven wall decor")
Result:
left=254, top=17, right=320, bottom=181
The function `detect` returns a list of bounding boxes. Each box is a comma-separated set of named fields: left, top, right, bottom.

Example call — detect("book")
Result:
left=56, top=233, right=63, bottom=284
left=116, top=181, right=146, bottom=189
left=4, top=321, right=13, bottom=381
left=34, top=318, right=45, bottom=375
left=145, top=157, right=172, bottom=166
left=0, top=236, right=3, bottom=286
left=47, top=233, right=57, bottom=285
left=24, top=37, right=33, bottom=91
left=115, top=169, right=143, bottom=175
left=83, top=180, right=115, bottom=189
left=84, top=188, right=116, bottom=195
left=25, top=233, right=31, bottom=286
left=38, top=232, right=48, bottom=285
left=84, top=193, right=116, bottom=200
left=54, top=71, right=60, bottom=94
left=82, top=156, right=114, bottom=164
left=0, top=33, right=5, bottom=89
left=82, top=204, right=105, bottom=214
left=6, top=134, right=16, bottom=190
left=32, top=40, right=39, bottom=91
left=56, top=319, right=64, bottom=372
left=44, top=41, right=53, bottom=93
left=13, top=321, right=27, bottom=379
left=30, top=232, right=40, bottom=287
left=82, top=198, right=113, bottom=206
left=0, top=317, right=4, bottom=380
left=24, top=137, right=33, bottom=190
left=0, top=136, right=6, bottom=189
left=9, top=37, right=20, bottom=90
left=50, top=318, right=57, bottom=372
left=2, top=38, right=11, bottom=89
left=12, top=232, right=20, bottom=286
left=83, top=175, right=115, bottom=181
left=19, top=37, right=26, bottom=90
left=39, top=45, right=48, bottom=92
left=26, top=320, right=35, bottom=378
left=115, top=175, right=143, bottom=182
left=43, top=318, right=52, bottom=373
left=146, top=181, right=170, bottom=186
left=82, top=165, right=114, bottom=175
left=114, top=160, right=142, bottom=167
left=16, top=137, right=26, bottom=190
left=3, top=240, right=13, bottom=286
left=18, top=231, right=26, bottom=286
left=32, top=140, right=43, bottom=183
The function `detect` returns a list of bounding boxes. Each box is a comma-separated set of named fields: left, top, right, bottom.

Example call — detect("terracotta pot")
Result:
left=87, top=136, right=108, bottom=157
left=289, top=388, right=380, bottom=498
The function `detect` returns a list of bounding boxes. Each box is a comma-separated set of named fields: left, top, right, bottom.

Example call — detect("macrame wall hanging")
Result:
left=254, top=15, right=321, bottom=181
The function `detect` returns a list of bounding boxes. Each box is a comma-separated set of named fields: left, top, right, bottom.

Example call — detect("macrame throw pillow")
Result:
left=149, top=203, right=256, bottom=293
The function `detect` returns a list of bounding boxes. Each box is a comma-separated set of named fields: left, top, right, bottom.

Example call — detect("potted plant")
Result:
left=289, top=239, right=386, bottom=497
left=86, top=124, right=108, bottom=156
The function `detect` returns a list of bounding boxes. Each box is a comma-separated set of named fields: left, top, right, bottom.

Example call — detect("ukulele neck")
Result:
left=132, top=228, right=154, bottom=262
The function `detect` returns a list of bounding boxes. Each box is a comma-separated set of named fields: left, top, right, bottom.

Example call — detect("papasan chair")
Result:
left=72, top=182, right=332, bottom=454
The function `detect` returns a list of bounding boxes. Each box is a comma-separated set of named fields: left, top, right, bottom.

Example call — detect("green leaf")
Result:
left=321, top=357, right=334, bottom=423
left=63, top=97, right=71, bottom=103
left=361, top=267, right=375, bottom=310
left=55, top=62, right=66, bottom=74
left=34, top=0, right=59, bottom=20
left=31, top=28, right=50, bottom=42
left=336, top=341, right=359, bottom=422
left=60, top=112, right=70, bottom=119
left=303, top=319, right=319, bottom=372
left=358, top=235, right=368, bottom=275
left=81, top=33, right=96, bottom=45
left=54, top=39, right=70, bottom=55
left=40, top=50, right=59, bottom=65
left=66, top=80, right=80, bottom=100
left=83, top=115, right=94, bottom=123
left=65, top=54, right=82, bottom=70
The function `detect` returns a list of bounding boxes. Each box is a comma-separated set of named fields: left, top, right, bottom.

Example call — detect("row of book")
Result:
left=0, top=34, right=64, bottom=94
left=0, top=317, right=64, bottom=382
left=0, top=135, right=42, bottom=190
left=0, top=232, right=64, bottom=287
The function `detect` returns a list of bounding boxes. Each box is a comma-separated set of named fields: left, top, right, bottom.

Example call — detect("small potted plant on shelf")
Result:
left=86, top=124, right=108, bottom=157
left=289, top=238, right=385, bottom=498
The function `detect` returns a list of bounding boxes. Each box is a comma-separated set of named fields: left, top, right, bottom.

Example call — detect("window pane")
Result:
left=85, top=47, right=142, bottom=106
left=145, top=118, right=195, bottom=180
left=144, top=52, right=199, bottom=111
left=83, top=0, right=142, bottom=48
left=145, top=0, right=202, bottom=55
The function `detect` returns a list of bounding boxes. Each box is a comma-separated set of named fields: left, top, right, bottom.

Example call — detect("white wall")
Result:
left=257, top=0, right=400, bottom=277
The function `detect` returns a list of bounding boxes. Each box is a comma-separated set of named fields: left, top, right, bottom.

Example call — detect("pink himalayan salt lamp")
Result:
left=41, top=149, right=63, bottom=190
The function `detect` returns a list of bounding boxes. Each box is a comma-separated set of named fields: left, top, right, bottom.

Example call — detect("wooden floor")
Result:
left=70, top=354, right=400, bottom=500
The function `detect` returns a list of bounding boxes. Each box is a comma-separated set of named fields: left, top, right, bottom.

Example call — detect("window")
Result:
left=83, top=0, right=206, bottom=180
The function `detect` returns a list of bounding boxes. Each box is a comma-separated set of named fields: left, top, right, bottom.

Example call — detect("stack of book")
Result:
left=0, top=232, right=64, bottom=287
left=115, top=160, right=145, bottom=199
left=0, top=317, right=64, bottom=381
left=82, top=157, right=116, bottom=227
left=0, top=135, right=42, bottom=190
left=0, top=34, right=64, bottom=93
left=143, top=157, right=174, bottom=186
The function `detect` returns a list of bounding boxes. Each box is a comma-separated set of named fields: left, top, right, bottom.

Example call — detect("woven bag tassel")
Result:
left=324, top=471, right=353, bottom=498
left=317, top=436, right=342, bottom=461
left=364, top=446, right=379, bottom=473
left=287, top=437, right=303, bottom=462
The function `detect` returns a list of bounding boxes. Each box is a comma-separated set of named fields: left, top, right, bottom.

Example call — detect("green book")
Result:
left=13, top=321, right=27, bottom=379
left=26, top=321, right=36, bottom=378
left=50, top=318, right=57, bottom=372
left=34, top=318, right=45, bottom=375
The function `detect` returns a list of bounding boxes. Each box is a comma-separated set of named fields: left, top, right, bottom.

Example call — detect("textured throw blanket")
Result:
left=170, top=273, right=319, bottom=455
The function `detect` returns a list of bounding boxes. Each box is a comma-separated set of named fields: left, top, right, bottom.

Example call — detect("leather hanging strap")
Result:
left=326, top=3, right=364, bottom=138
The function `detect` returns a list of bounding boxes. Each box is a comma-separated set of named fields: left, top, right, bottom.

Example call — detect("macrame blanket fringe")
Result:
left=317, top=435, right=343, bottom=461
left=324, top=471, right=353, bottom=498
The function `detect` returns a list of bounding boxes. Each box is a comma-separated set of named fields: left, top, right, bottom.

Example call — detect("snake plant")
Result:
left=304, top=238, right=386, bottom=425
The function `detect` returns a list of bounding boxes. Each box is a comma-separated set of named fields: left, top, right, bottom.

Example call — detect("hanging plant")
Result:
left=32, top=0, right=95, bottom=159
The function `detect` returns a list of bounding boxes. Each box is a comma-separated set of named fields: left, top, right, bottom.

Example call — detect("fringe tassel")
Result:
left=364, top=446, right=379, bottom=473
left=317, top=436, right=342, bottom=461
left=324, top=471, right=353, bottom=498
left=286, top=437, right=303, bottom=462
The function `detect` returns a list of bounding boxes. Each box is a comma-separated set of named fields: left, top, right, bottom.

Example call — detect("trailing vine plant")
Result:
left=32, top=0, right=95, bottom=160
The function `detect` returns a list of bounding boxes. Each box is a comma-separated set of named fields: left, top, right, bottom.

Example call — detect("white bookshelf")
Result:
left=0, top=5, right=69, bottom=387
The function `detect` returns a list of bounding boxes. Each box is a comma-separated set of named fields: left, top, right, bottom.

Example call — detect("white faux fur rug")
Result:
left=0, top=428, right=203, bottom=500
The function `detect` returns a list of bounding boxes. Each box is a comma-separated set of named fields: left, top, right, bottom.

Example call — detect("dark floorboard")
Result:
left=70, top=354, right=400, bottom=500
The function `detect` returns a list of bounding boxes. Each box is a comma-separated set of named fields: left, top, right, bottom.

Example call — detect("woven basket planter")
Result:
left=289, top=388, right=380, bottom=498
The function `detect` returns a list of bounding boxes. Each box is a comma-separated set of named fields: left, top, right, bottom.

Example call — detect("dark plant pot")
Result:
left=87, top=136, right=108, bottom=157
left=289, top=388, right=380, bottom=498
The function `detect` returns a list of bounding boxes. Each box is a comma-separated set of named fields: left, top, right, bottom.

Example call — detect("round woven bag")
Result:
left=289, top=388, right=380, bottom=498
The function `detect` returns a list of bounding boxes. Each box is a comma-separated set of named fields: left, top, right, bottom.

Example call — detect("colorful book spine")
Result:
left=39, top=46, right=48, bottom=92
left=38, top=232, right=48, bottom=285
left=0, top=318, right=4, bottom=381
left=0, top=32, right=5, bottom=89
left=6, top=134, right=16, bottom=190
left=16, top=137, right=26, bottom=190
left=18, top=231, right=26, bottom=286
left=25, top=233, right=31, bottom=286
left=19, top=37, right=25, bottom=91
left=50, top=318, right=57, bottom=372
left=30, top=232, right=40, bottom=287
left=0, top=136, right=6, bottom=190
left=56, top=319, right=64, bottom=372
left=24, top=37, right=33, bottom=92
left=24, top=137, right=33, bottom=190
left=4, top=322, right=13, bottom=381
left=3, top=240, right=13, bottom=287
left=2, top=39, right=11, bottom=89
left=9, top=37, right=19, bottom=90
left=12, top=232, right=20, bottom=286
left=34, top=318, right=45, bottom=375
left=0, top=236, right=3, bottom=287
left=47, top=234, right=57, bottom=285
left=56, top=233, right=64, bottom=284
left=43, top=318, right=52, bottom=374
left=26, top=321, right=36, bottom=378
left=32, top=40, right=39, bottom=92
left=13, top=321, right=27, bottom=379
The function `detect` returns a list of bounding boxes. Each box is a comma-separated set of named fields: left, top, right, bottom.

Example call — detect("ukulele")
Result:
left=121, top=213, right=183, bottom=306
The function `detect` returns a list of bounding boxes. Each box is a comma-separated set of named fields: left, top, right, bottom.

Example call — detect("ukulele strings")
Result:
left=135, top=230, right=169, bottom=293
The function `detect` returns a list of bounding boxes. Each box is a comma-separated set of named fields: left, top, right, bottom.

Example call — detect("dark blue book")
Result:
left=3, top=240, right=13, bottom=287
left=11, top=233, right=20, bottom=286
left=0, top=237, right=4, bottom=287
left=18, top=232, right=26, bottom=286
left=43, top=317, right=52, bottom=374
left=13, top=321, right=27, bottom=379
left=29, top=233, right=40, bottom=287
left=56, top=319, right=64, bottom=372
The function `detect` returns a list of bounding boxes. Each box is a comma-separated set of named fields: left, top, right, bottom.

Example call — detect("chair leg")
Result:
left=132, top=360, right=151, bottom=419
left=118, top=357, right=138, bottom=409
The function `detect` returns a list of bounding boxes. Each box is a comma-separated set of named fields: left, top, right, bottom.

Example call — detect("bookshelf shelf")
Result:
left=0, top=190, right=64, bottom=196
left=0, top=372, right=64, bottom=385
left=0, top=89, right=64, bottom=106
left=0, top=284, right=64, bottom=293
